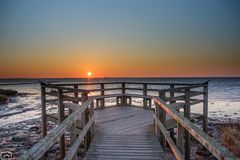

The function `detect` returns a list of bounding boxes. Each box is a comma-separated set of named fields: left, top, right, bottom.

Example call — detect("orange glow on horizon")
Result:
left=87, top=72, right=93, bottom=77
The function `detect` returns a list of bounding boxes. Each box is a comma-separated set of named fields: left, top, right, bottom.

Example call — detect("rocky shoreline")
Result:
left=0, top=89, right=18, bottom=104
left=0, top=89, right=240, bottom=159
left=0, top=117, right=239, bottom=159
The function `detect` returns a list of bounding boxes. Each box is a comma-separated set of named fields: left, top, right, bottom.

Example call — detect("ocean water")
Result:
left=0, top=78, right=240, bottom=127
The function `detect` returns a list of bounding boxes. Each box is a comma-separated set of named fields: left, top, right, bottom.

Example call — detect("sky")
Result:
left=0, top=0, right=240, bottom=78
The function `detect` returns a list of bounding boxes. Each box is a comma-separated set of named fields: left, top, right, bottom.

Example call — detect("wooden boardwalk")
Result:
left=85, top=106, right=166, bottom=160
left=21, top=81, right=236, bottom=160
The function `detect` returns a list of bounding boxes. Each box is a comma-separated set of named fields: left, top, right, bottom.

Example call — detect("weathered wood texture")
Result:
left=94, top=106, right=153, bottom=135
left=85, top=135, right=166, bottom=160
left=25, top=81, right=227, bottom=160
left=153, top=97, right=236, bottom=160
left=20, top=100, right=93, bottom=160
left=85, top=106, right=166, bottom=160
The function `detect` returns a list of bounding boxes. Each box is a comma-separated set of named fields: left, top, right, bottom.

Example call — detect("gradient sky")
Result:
left=0, top=0, right=240, bottom=78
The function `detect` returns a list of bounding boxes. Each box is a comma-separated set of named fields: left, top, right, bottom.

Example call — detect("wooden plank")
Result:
left=122, top=83, right=126, bottom=106
left=86, top=134, right=166, bottom=160
left=184, top=89, right=191, bottom=160
left=70, top=84, right=78, bottom=160
left=165, top=112, right=202, bottom=130
left=203, top=82, right=208, bottom=132
left=100, top=83, right=105, bottom=108
left=40, top=84, right=47, bottom=137
left=143, top=83, right=147, bottom=108
left=159, top=92, right=166, bottom=151
left=94, top=106, right=153, bottom=135
left=153, top=97, right=236, bottom=160
left=64, top=115, right=94, bottom=160
left=190, top=99, right=203, bottom=105
left=20, top=100, right=91, bottom=160
left=58, top=89, right=65, bottom=160
left=153, top=113, right=183, bottom=160
left=177, top=123, right=184, bottom=154
left=169, top=102, right=185, bottom=110
left=69, top=121, right=77, bottom=160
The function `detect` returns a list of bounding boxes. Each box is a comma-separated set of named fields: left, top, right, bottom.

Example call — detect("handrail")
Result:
left=153, top=97, right=235, bottom=160
left=20, top=99, right=94, bottom=160
left=49, top=81, right=205, bottom=86
left=153, top=113, right=184, bottom=160
left=64, top=115, right=94, bottom=160
left=42, top=82, right=206, bottom=94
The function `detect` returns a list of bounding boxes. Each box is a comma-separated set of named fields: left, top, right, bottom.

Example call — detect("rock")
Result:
left=0, top=94, right=9, bottom=104
left=196, top=146, right=211, bottom=156
left=0, top=89, right=18, bottom=96
left=29, top=125, right=41, bottom=132
left=12, top=133, right=28, bottom=142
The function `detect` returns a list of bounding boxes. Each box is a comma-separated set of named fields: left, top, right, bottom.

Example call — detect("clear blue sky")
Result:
left=0, top=0, right=240, bottom=77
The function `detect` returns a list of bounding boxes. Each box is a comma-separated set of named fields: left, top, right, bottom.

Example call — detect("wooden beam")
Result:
left=69, top=121, right=77, bottom=160
left=64, top=116, right=94, bottom=160
left=177, top=123, right=184, bottom=154
left=143, top=84, right=147, bottom=108
left=154, top=102, right=160, bottom=137
left=68, top=85, right=78, bottom=160
left=20, top=100, right=91, bottom=160
left=40, top=84, right=47, bottom=137
left=100, top=83, right=105, bottom=109
left=122, top=83, right=126, bottom=106
left=159, top=92, right=166, bottom=152
left=73, top=85, right=79, bottom=104
left=203, top=83, right=208, bottom=132
left=184, top=89, right=191, bottom=160
left=153, top=113, right=184, bottom=160
left=153, top=97, right=236, bottom=160
left=58, top=89, right=65, bottom=160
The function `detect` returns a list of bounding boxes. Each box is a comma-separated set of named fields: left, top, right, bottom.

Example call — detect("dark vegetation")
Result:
left=0, top=89, right=18, bottom=104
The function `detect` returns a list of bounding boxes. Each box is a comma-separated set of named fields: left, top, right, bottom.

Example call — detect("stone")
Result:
left=12, top=133, right=28, bottom=142
left=28, top=125, right=40, bottom=132
left=0, top=89, right=18, bottom=96
left=0, top=94, right=9, bottom=104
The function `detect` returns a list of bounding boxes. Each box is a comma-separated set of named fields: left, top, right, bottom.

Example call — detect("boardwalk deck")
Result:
left=85, top=106, right=166, bottom=160
left=21, top=81, right=236, bottom=160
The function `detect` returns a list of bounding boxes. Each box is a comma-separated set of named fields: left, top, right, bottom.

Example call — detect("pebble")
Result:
left=12, top=133, right=28, bottom=142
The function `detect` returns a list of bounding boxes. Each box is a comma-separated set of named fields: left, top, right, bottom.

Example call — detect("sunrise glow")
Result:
left=87, top=72, right=93, bottom=77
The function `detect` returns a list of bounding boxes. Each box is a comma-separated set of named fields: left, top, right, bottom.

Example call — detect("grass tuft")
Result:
left=221, top=126, right=240, bottom=157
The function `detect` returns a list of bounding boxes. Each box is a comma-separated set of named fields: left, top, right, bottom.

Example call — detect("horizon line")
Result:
left=1, top=76, right=240, bottom=80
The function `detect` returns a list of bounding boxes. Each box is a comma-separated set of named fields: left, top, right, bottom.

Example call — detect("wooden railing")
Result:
left=20, top=81, right=210, bottom=159
left=20, top=99, right=94, bottom=160
left=153, top=96, right=236, bottom=160
left=39, top=81, right=208, bottom=138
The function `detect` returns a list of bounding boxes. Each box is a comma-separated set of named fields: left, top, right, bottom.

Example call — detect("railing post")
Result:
left=40, top=83, right=47, bottom=138
left=169, top=84, right=175, bottom=141
left=177, top=123, right=184, bottom=154
left=58, top=89, right=65, bottom=160
left=100, top=83, right=105, bottom=109
left=73, top=84, right=79, bottom=104
left=203, top=82, right=208, bottom=132
left=81, top=92, right=91, bottom=151
left=170, top=84, right=176, bottom=104
left=154, top=102, right=160, bottom=137
left=69, top=84, right=78, bottom=160
left=90, top=101, right=95, bottom=139
left=159, top=92, right=166, bottom=152
left=122, top=83, right=126, bottom=106
left=184, top=89, right=191, bottom=160
left=143, top=83, right=147, bottom=109
left=129, top=97, right=132, bottom=106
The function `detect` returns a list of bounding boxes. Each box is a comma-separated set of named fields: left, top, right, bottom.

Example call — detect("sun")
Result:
left=87, top=72, right=93, bottom=77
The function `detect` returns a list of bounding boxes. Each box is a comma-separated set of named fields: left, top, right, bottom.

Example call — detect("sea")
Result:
left=0, top=77, right=240, bottom=128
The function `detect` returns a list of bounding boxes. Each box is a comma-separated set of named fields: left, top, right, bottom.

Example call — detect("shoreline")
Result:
left=0, top=117, right=240, bottom=159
